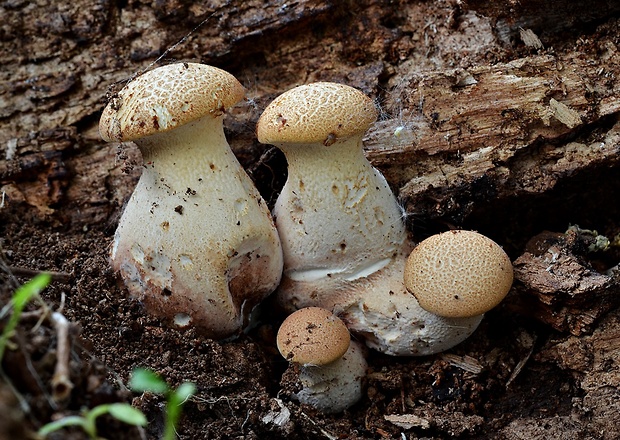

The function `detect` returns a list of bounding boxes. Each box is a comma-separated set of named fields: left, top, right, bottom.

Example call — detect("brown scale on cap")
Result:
left=100, top=63, right=245, bottom=142
left=404, top=230, right=514, bottom=318
left=256, top=82, right=378, bottom=145
left=277, top=307, right=351, bottom=366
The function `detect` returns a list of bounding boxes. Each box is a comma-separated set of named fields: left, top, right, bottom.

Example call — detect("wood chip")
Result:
left=440, top=353, right=484, bottom=374
left=384, top=413, right=431, bottom=430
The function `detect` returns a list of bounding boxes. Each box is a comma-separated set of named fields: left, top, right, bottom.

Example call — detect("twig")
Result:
left=300, top=412, right=338, bottom=440
left=506, top=334, right=537, bottom=388
left=50, top=312, right=74, bottom=401
left=6, top=266, right=71, bottom=283
left=0, top=368, right=30, bottom=413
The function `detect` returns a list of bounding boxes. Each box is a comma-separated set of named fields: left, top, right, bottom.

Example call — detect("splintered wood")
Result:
left=365, top=53, right=620, bottom=220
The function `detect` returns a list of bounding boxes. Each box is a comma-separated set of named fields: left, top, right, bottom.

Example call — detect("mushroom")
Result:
left=338, top=256, right=484, bottom=356
left=276, top=307, right=367, bottom=413
left=99, top=62, right=283, bottom=339
left=404, top=230, right=514, bottom=318
left=256, top=82, right=408, bottom=311
left=258, top=82, right=482, bottom=356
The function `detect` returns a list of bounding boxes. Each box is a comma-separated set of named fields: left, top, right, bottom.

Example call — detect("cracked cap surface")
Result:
left=277, top=307, right=350, bottom=366
left=404, top=230, right=514, bottom=318
left=257, top=82, right=378, bottom=145
left=100, top=62, right=244, bottom=142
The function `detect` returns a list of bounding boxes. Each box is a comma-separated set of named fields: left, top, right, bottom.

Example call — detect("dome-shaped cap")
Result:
left=257, top=82, right=378, bottom=146
left=277, top=307, right=350, bottom=366
left=100, top=63, right=245, bottom=142
left=404, top=230, right=514, bottom=318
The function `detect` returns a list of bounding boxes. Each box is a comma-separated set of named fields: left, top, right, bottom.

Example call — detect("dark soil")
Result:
left=1, top=182, right=618, bottom=439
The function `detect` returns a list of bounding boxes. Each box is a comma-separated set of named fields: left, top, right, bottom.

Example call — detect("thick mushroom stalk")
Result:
left=257, top=82, right=407, bottom=309
left=100, top=63, right=283, bottom=339
left=338, top=256, right=483, bottom=356
left=258, top=82, right=481, bottom=356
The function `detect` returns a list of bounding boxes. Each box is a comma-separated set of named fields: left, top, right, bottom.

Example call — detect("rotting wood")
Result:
left=365, top=53, right=620, bottom=222
left=510, top=229, right=620, bottom=335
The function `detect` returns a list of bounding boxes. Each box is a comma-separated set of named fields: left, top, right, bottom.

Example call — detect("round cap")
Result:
left=277, top=307, right=350, bottom=366
left=257, top=82, right=378, bottom=145
left=100, top=63, right=245, bottom=142
left=404, top=230, right=513, bottom=318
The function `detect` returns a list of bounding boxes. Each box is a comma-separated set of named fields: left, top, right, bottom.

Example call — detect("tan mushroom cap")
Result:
left=404, top=230, right=514, bottom=318
left=277, top=307, right=351, bottom=366
left=256, top=82, right=378, bottom=145
left=99, top=62, right=245, bottom=142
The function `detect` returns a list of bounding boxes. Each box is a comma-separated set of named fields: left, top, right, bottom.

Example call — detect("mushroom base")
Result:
left=276, top=253, right=483, bottom=356
left=292, top=341, right=367, bottom=414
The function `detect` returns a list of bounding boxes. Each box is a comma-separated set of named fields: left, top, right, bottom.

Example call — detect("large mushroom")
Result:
left=257, top=82, right=481, bottom=356
left=100, top=62, right=283, bottom=339
left=257, top=82, right=408, bottom=309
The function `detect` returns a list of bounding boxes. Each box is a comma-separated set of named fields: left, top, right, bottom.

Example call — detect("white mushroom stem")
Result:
left=274, top=137, right=407, bottom=304
left=294, top=341, right=367, bottom=414
left=112, top=113, right=282, bottom=338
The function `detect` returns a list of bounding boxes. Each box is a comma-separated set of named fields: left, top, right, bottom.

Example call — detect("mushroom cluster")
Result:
left=257, top=82, right=510, bottom=357
left=102, top=67, right=514, bottom=413
left=100, top=63, right=283, bottom=340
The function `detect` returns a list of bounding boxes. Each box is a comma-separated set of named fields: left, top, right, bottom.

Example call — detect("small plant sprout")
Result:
left=38, top=403, right=147, bottom=439
left=99, top=62, right=283, bottom=339
left=130, top=368, right=196, bottom=440
left=0, top=273, right=51, bottom=362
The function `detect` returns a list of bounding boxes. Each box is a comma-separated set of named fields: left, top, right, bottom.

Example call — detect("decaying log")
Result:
left=510, top=228, right=620, bottom=335
left=366, top=53, right=620, bottom=223
left=2, top=1, right=619, bottom=232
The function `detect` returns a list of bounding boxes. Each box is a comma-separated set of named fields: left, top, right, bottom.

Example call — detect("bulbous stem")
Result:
left=112, top=115, right=282, bottom=339
left=275, top=136, right=407, bottom=282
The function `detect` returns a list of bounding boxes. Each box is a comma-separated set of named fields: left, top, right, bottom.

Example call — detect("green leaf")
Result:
left=108, top=403, right=148, bottom=427
left=129, top=368, right=169, bottom=394
left=174, top=382, right=196, bottom=402
left=38, top=415, right=89, bottom=436
left=13, top=273, right=51, bottom=308
left=0, top=274, right=51, bottom=361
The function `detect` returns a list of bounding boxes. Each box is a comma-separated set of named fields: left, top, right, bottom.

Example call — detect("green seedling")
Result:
left=0, top=273, right=51, bottom=362
left=130, top=368, right=196, bottom=440
left=37, top=402, right=147, bottom=439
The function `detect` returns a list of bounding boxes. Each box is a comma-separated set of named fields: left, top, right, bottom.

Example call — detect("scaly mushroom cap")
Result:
left=100, top=62, right=245, bottom=142
left=404, top=230, right=514, bottom=318
left=256, top=82, right=378, bottom=145
left=277, top=307, right=351, bottom=366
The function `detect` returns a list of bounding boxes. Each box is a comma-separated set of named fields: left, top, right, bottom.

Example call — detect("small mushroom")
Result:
left=404, top=230, right=514, bottom=318
left=257, top=82, right=408, bottom=310
left=276, top=307, right=367, bottom=413
left=99, top=62, right=283, bottom=339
